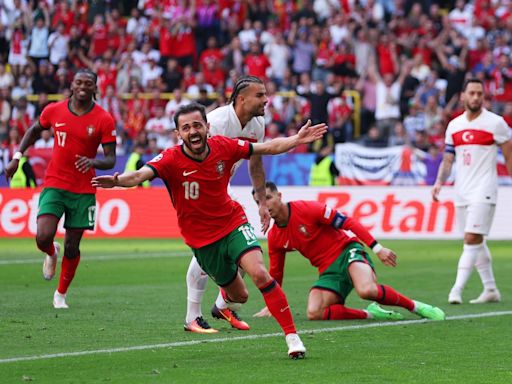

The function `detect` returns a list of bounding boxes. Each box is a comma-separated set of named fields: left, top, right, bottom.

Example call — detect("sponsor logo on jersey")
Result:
left=183, top=170, right=198, bottom=176
left=87, top=125, right=95, bottom=136
left=55, top=122, right=66, bottom=127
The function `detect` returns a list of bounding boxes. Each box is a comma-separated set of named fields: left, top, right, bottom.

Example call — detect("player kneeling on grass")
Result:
left=253, top=182, right=446, bottom=322
left=92, top=103, right=329, bottom=359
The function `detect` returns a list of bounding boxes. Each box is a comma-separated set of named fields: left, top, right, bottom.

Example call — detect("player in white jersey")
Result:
left=184, top=76, right=271, bottom=333
left=432, top=79, right=512, bottom=304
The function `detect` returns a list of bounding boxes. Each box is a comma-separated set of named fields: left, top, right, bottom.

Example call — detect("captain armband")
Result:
left=331, top=212, right=347, bottom=229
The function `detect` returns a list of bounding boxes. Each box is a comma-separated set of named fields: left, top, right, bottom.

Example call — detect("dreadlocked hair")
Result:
left=229, top=75, right=264, bottom=106
left=72, top=68, right=99, bottom=100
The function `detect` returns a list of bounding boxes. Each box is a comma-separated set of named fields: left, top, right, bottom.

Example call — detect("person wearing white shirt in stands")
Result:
left=432, top=78, right=512, bottom=305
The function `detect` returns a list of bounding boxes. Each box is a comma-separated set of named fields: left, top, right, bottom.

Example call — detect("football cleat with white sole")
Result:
left=184, top=316, right=218, bottom=334
left=413, top=300, right=445, bottom=321
left=469, top=289, right=501, bottom=304
left=53, top=290, right=69, bottom=309
left=43, top=242, right=60, bottom=281
left=448, top=289, right=463, bottom=304
left=285, top=333, right=306, bottom=360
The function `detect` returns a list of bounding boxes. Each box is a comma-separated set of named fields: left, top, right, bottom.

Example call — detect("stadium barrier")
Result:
left=1, top=186, right=511, bottom=240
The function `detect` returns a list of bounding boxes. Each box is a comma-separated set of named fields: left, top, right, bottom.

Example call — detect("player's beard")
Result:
left=466, top=100, right=482, bottom=113
left=184, top=133, right=207, bottom=155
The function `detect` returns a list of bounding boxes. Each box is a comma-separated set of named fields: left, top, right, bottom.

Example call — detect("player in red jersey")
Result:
left=253, top=182, right=446, bottom=322
left=5, top=69, right=117, bottom=309
left=92, top=103, right=327, bottom=359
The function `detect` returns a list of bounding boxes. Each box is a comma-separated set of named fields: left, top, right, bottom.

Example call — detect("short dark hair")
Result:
left=229, top=75, right=264, bottom=106
left=251, top=181, right=278, bottom=196
left=75, top=68, right=98, bottom=84
left=173, top=102, right=207, bottom=128
left=462, top=78, right=484, bottom=91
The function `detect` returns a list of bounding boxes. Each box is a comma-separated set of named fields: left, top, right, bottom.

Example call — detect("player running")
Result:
left=5, top=69, right=117, bottom=309
left=184, top=76, right=270, bottom=334
left=253, top=182, right=446, bottom=322
left=92, top=103, right=328, bottom=359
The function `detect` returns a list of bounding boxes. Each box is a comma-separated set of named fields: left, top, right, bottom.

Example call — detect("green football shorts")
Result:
left=312, top=242, right=375, bottom=302
left=38, top=187, right=96, bottom=230
left=192, top=223, right=261, bottom=286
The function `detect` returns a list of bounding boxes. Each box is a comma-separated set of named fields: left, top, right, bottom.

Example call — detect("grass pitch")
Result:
left=1, top=238, right=511, bottom=383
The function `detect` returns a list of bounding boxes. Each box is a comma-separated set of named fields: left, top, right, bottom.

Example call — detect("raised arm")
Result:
left=432, top=152, right=455, bottom=201
left=91, top=166, right=155, bottom=189
left=252, top=120, right=327, bottom=155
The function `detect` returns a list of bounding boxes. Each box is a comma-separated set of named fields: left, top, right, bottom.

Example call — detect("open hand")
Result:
left=297, top=119, right=328, bottom=144
left=377, top=247, right=397, bottom=267
left=75, top=155, right=94, bottom=173
left=91, top=173, right=119, bottom=189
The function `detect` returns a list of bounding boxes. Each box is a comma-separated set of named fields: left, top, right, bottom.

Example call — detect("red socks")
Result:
left=322, top=304, right=368, bottom=320
left=39, top=242, right=55, bottom=257
left=57, top=255, right=81, bottom=294
left=259, top=280, right=296, bottom=335
left=376, top=284, right=415, bottom=311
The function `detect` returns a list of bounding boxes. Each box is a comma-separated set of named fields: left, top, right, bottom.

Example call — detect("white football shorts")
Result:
left=456, top=203, right=496, bottom=235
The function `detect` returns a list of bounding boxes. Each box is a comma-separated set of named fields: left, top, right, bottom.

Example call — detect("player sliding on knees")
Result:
left=92, top=103, right=328, bottom=359
left=253, top=182, right=446, bottom=322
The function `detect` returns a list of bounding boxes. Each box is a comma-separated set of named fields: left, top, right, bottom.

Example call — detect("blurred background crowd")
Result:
left=1, top=0, right=512, bottom=159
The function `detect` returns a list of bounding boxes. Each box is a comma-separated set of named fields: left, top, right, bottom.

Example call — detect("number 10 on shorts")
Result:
left=239, top=224, right=257, bottom=244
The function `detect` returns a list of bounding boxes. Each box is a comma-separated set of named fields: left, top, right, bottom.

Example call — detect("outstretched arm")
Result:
left=4, top=121, right=45, bottom=181
left=92, top=166, right=155, bottom=189
left=252, top=120, right=327, bottom=155
left=334, top=214, right=397, bottom=267
left=432, top=152, right=455, bottom=202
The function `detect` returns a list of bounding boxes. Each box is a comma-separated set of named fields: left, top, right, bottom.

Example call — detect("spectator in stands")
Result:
left=34, top=128, right=54, bottom=149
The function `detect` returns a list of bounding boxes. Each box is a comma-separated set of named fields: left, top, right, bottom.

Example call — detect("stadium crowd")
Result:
left=1, top=0, right=512, bottom=158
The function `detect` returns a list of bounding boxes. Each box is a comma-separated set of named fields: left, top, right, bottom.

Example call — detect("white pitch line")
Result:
left=1, top=310, right=511, bottom=364
left=0, top=251, right=190, bottom=265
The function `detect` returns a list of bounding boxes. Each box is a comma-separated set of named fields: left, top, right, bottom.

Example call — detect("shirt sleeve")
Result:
left=38, top=103, right=54, bottom=129
left=225, top=136, right=252, bottom=160
left=100, top=114, right=117, bottom=144
left=444, top=122, right=455, bottom=154
left=494, top=117, right=512, bottom=144
left=146, top=150, right=169, bottom=179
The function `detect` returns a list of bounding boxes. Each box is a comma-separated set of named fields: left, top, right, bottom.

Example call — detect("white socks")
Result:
left=452, top=241, right=497, bottom=293
left=452, top=243, right=481, bottom=293
left=185, top=256, right=209, bottom=323
left=474, top=241, right=497, bottom=291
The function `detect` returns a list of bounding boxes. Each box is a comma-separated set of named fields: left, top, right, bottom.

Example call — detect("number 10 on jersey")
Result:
left=183, top=181, right=199, bottom=200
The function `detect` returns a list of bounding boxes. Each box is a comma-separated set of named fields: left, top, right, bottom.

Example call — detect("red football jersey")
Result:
left=147, top=135, right=252, bottom=248
left=39, top=99, right=116, bottom=194
left=267, top=201, right=375, bottom=285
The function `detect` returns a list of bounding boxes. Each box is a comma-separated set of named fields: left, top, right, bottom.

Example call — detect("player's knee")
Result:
left=35, top=233, right=53, bottom=251
left=306, top=308, right=323, bottom=320
left=355, top=283, right=378, bottom=300
left=249, top=268, right=272, bottom=288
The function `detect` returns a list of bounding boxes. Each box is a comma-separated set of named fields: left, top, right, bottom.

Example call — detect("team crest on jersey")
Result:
left=216, top=160, right=225, bottom=176
left=86, top=125, right=95, bottom=136
left=298, top=225, right=310, bottom=237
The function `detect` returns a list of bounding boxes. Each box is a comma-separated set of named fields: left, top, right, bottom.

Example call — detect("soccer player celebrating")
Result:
left=253, top=182, right=445, bottom=322
left=432, top=78, right=512, bottom=304
left=184, top=76, right=270, bottom=334
left=5, top=69, right=117, bottom=309
left=92, top=103, right=327, bottom=359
